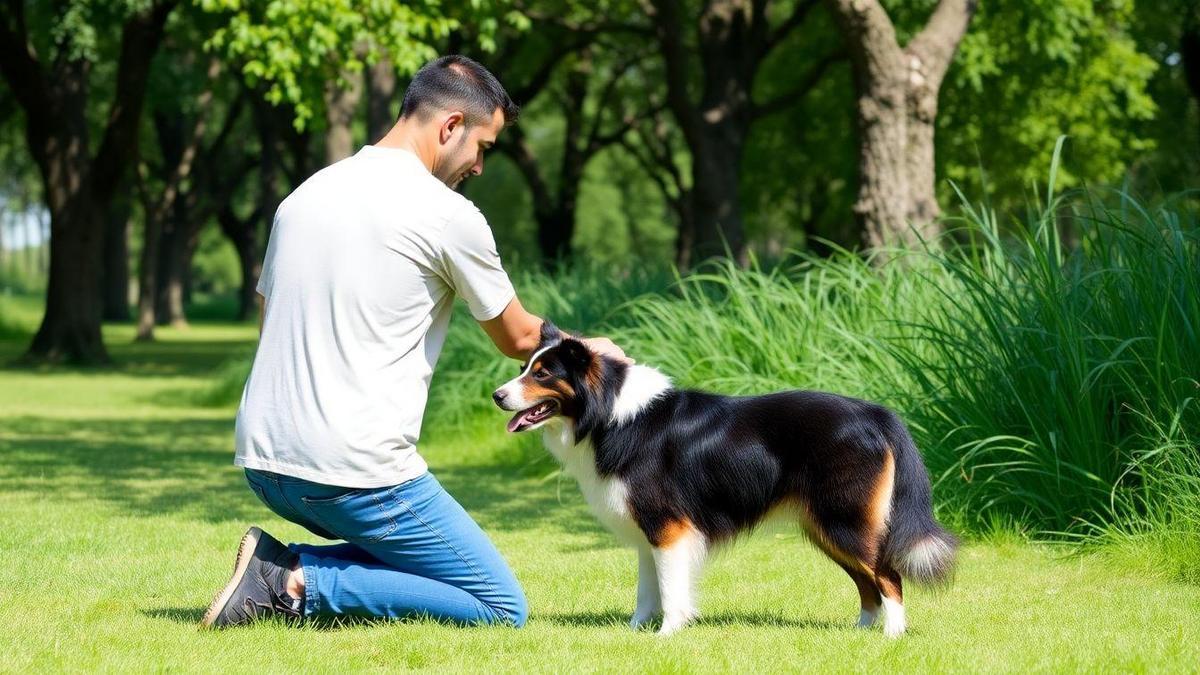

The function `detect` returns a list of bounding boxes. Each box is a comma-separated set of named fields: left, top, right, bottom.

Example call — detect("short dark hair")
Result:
left=399, top=55, right=519, bottom=127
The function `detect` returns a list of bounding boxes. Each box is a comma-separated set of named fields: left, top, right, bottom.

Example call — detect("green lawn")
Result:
left=0, top=322, right=1197, bottom=672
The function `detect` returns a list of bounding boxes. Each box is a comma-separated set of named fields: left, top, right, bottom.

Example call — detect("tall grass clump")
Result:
left=892, top=181, right=1199, bottom=547
left=616, top=173, right=1198, bottom=566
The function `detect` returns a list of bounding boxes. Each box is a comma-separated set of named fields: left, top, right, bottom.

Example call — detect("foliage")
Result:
left=938, top=0, right=1159, bottom=197
left=196, top=0, right=527, bottom=130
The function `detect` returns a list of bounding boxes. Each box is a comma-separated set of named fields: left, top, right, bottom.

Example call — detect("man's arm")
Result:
left=480, top=295, right=634, bottom=364
left=480, top=297, right=543, bottom=360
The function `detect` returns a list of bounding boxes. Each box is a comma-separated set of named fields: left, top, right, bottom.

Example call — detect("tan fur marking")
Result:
left=584, top=357, right=602, bottom=391
left=865, top=448, right=896, bottom=551
left=519, top=382, right=564, bottom=402
left=654, top=519, right=696, bottom=548
left=876, top=564, right=903, bottom=602
left=781, top=497, right=875, bottom=575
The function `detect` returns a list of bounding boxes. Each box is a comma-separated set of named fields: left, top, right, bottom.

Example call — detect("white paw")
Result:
left=657, top=610, right=696, bottom=636
left=856, top=608, right=880, bottom=628
left=629, top=609, right=660, bottom=630
left=882, top=598, right=906, bottom=638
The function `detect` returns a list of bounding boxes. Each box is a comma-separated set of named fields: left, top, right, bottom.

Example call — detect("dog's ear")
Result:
left=558, top=337, right=593, bottom=370
left=539, top=320, right=564, bottom=347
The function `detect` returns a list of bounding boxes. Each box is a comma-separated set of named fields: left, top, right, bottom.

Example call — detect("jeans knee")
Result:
left=508, top=594, right=529, bottom=628
left=483, top=587, right=528, bottom=628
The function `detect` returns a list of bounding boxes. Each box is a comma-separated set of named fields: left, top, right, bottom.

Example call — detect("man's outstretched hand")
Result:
left=581, top=336, right=635, bottom=365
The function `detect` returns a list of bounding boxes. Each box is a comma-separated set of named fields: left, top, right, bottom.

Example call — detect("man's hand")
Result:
left=582, top=336, right=634, bottom=365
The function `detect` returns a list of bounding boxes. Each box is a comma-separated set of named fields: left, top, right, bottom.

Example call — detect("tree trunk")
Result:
left=366, top=58, right=397, bottom=143
left=825, top=0, right=975, bottom=251
left=219, top=206, right=260, bottom=322
left=135, top=178, right=164, bottom=341
left=101, top=187, right=132, bottom=321
left=154, top=204, right=190, bottom=328
left=23, top=61, right=110, bottom=364
left=324, top=68, right=363, bottom=164
left=689, top=130, right=748, bottom=261
left=650, top=0, right=771, bottom=265
left=30, top=161, right=108, bottom=363
left=1182, top=24, right=1200, bottom=138
left=1, top=1, right=174, bottom=362
left=673, top=189, right=696, bottom=270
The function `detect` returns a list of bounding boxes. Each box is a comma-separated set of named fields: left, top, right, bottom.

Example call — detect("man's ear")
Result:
left=440, top=111, right=466, bottom=145
left=559, top=337, right=592, bottom=369
left=539, top=320, right=564, bottom=347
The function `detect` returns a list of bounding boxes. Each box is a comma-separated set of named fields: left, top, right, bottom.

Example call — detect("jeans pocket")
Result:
left=245, top=472, right=272, bottom=507
left=300, top=488, right=406, bottom=544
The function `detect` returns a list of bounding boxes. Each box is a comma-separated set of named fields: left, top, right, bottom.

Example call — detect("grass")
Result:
left=2, top=323, right=1199, bottom=672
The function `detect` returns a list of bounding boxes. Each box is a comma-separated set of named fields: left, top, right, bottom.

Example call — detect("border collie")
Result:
left=493, top=323, right=957, bottom=637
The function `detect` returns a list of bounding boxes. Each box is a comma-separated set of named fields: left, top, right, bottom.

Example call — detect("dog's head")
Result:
left=492, top=321, right=623, bottom=438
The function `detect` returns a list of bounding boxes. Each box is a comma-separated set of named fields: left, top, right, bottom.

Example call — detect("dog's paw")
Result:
left=629, top=611, right=657, bottom=630
left=855, top=608, right=879, bottom=629
left=882, top=598, right=905, bottom=638
left=656, top=610, right=696, bottom=636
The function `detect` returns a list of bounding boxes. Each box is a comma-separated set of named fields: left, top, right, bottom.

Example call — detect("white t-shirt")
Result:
left=234, top=144, right=515, bottom=488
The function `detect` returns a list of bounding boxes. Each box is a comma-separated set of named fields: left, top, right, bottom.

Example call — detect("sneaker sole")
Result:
left=199, top=526, right=262, bottom=628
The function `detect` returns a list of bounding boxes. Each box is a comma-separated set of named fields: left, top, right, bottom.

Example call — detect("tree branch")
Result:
left=496, top=125, right=555, bottom=218
left=751, top=48, right=845, bottom=120
left=0, top=0, right=48, bottom=119
left=904, top=0, right=977, bottom=89
left=92, top=0, right=177, bottom=203
left=583, top=50, right=654, bottom=151
left=509, top=1, right=654, bottom=37
left=761, top=0, right=819, bottom=57
left=821, top=0, right=904, bottom=88
left=647, top=0, right=702, bottom=147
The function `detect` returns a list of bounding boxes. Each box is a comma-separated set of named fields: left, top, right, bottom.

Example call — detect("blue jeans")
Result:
left=244, top=468, right=527, bottom=627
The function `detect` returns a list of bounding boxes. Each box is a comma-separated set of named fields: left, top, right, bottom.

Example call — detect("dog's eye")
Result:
left=533, top=368, right=551, bottom=380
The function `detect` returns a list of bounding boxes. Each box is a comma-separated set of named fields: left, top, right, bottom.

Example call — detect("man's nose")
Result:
left=492, top=389, right=507, bottom=405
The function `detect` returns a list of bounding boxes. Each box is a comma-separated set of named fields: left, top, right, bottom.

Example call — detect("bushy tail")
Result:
left=880, top=417, right=958, bottom=586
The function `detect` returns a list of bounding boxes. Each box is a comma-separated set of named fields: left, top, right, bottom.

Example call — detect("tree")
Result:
left=643, top=0, right=843, bottom=264
left=0, top=0, right=175, bottom=363
left=822, top=0, right=975, bottom=251
left=495, top=41, right=654, bottom=263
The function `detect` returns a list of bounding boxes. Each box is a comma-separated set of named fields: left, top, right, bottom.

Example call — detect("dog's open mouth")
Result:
left=507, top=400, right=559, bottom=433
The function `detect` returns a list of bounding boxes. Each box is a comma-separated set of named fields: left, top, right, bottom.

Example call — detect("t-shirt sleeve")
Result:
left=255, top=205, right=283, bottom=297
left=438, top=203, right=516, bottom=321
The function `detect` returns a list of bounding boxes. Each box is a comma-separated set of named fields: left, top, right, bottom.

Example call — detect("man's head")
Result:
left=399, top=55, right=518, bottom=189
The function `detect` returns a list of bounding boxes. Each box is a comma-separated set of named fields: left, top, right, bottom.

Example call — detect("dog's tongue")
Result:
left=506, top=410, right=532, bottom=433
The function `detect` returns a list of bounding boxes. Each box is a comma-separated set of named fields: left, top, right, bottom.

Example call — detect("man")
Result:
left=201, top=55, right=627, bottom=628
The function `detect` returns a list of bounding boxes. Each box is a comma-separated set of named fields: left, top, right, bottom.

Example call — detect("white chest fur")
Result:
left=540, top=366, right=674, bottom=547
left=544, top=420, right=646, bottom=545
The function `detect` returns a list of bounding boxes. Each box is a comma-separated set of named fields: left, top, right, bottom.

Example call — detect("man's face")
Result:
left=434, top=107, right=504, bottom=189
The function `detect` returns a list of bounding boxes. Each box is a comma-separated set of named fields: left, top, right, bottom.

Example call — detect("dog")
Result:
left=492, top=323, right=957, bottom=637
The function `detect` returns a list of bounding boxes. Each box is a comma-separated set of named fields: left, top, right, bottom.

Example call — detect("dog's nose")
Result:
left=492, top=389, right=508, bottom=405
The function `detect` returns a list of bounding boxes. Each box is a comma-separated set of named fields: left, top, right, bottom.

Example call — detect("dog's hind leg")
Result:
left=837, top=561, right=883, bottom=628
left=630, top=545, right=662, bottom=630
left=651, top=521, right=706, bottom=636
left=875, top=563, right=905, bottom=637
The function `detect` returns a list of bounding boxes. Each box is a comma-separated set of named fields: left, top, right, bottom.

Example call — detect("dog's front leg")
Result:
left=629, top=546, right=662, bottom=629
left=652, top=527, right=706, bottom=636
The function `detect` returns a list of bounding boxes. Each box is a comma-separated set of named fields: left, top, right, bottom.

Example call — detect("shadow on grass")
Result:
left=141, top=607, right=207, bottom=624
left=540, top=609, right=846, bottom=631
left=0, top=413, right=612, bottom=543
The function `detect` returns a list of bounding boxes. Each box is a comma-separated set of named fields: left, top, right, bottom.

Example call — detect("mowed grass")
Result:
left=0, top=322, right=1198, bottom=672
